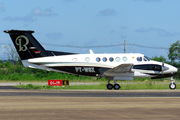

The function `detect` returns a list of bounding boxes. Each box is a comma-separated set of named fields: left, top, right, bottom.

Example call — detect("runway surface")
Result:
left=0, top=86, right=180, bottom=97
left=1, top=86, right=180, bottom=119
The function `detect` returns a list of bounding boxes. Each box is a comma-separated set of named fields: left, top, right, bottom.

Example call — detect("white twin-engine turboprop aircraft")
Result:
left=4, top=30, right=178, bottom=90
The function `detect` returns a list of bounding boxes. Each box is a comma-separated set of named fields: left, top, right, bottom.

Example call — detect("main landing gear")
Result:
left=107, top=80, right=121, bottom=90
left=169, top=77, right=176, bottom=90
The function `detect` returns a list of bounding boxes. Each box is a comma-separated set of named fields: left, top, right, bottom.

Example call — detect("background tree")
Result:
left=151, top=55, right=166, bottom=63
left=4, top=44, right=19, bottom=64
left=168, top=40, right=180, bottom=63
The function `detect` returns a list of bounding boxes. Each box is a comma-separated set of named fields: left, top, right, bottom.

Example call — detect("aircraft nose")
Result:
left=171, top=66, right=178, bottom=73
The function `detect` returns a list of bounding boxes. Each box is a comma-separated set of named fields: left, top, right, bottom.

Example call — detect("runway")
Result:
left=0, top=86, right=180, bottom=97
left=1, top=89, right=180, bottom=97
left=0, top=86, right=180, bottom=119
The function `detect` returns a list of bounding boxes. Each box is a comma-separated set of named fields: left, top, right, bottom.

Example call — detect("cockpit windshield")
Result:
left=144, top=56, right=150, bottom=61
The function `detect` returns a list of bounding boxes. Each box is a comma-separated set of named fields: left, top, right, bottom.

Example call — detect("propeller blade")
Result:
left=162, top=62, right=164, bottom=67
left=161, top=62, right=164, bottom=80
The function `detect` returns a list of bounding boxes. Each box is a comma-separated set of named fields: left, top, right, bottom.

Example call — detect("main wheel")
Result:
left=107, top=84, right=113, bottom=90
left=114, top=84, right=121, bottom=90
left=169, top=83, right=176, bottom=90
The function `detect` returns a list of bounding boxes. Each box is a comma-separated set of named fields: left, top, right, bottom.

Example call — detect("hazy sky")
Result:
left=0, top=0, right=180, bottom=60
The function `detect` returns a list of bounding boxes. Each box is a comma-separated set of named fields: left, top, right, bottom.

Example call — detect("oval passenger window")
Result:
left=96, top=57, right=101, bottom=62
left=103, top=57, right=107, bottom=62
left=85, top=57, right=90, bottom=62
left=115, top=57, right=120, bottom=62
left=109, top=57, right=114, bottom=62
left=123, top=57, right=127, bottom=62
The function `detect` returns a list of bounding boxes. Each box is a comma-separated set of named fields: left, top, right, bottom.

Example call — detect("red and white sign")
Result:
left=48, top=80, right=62, bottom=86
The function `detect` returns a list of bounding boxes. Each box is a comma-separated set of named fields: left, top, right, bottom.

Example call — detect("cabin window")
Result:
left=115, top=57, right=120, bottom=62
left=137, top=57, right=142, bottom=61
left=96, top=57, right=101, bottom=62
left=109, top=57, right=114, bottom=62
left=123, top=57, right=127, bottom=62
left=85, top=57, right=90, bottom=62
left=103, top=57, right=107, bottom=62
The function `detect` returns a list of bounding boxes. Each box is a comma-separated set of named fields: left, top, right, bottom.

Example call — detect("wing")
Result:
left=102, top=63, right=134, bottom=76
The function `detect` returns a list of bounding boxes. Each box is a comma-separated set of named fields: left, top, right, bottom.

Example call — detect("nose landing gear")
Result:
left=107, top=80, right=121, bottom=90
left=169, top=77, right=176, bottom=90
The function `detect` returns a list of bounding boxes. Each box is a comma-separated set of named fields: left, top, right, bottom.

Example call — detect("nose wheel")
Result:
left=107, top=80, right=121, bottom=90
left=169, top=83, right=176, bottom=90
left=169, top=77, right=176, bottom=90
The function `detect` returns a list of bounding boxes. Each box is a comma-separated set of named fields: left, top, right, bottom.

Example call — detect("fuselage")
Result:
left=4, top=29, right=178, bottom=90
left=22, top=52, right=178, bottom=80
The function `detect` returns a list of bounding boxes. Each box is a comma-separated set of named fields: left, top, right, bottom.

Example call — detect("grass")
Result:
left=15, top=81, right=180, bottom=90
left=0, top=76, right=107, bottom=82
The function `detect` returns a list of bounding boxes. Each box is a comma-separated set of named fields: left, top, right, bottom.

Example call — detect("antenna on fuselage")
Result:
left=89, top=49, right=94, bottom=54
left=123, top=40, right=126, bottom=53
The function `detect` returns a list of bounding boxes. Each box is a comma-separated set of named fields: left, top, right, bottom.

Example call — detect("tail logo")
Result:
left=15, top=35, right=29, bottom=51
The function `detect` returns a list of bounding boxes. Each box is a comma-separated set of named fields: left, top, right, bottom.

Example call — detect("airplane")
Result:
left=4, top=29, right=178, bottom=90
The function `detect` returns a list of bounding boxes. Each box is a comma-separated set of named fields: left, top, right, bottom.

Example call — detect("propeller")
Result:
left=161, top=62, right=169, bottom=80
left=161, top=62, right=164, bottom=80
left=162, top=62, right=164, bottom=67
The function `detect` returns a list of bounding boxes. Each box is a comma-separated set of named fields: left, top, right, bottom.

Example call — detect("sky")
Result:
left=0, top=0, right=180, bottom=60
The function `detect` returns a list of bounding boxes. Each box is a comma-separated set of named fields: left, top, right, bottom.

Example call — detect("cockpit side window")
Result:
left=137, top=57, right=142, bottom=61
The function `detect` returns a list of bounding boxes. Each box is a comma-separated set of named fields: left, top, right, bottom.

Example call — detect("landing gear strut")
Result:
left=107, top=80, right=121, bottom=90
left=169, top=77, right=176, bottom=90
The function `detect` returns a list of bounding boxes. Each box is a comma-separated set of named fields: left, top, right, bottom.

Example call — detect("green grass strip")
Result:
left=15, top=82, right=180, bottom=90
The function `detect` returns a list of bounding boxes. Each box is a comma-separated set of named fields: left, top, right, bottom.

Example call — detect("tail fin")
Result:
left=4, top=30, right=47, bottom=60
left=4, top=30, right=77, bottom=60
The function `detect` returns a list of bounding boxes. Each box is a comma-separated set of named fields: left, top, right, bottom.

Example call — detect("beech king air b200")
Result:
left=4, top=30, right=178, bottom=90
